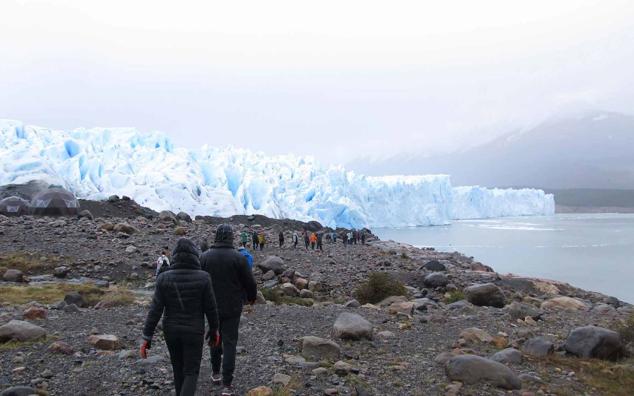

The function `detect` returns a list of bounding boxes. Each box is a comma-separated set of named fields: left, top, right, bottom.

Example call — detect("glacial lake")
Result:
left=375, top=214, right=634, bottom=303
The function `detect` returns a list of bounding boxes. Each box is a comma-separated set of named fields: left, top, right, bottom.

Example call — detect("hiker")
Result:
left=258, top=233, right=265, bottom=251
left=141, top=238, right=219, bottom=396
left=303, top=230, right=310, bottom=250
left=332, top=231, right=337, bottom=243
left=292, top=231, right=299, bottom=248
left=347, top=231, right=353, bottom=245
left=278, top=231, right=284, bottom=248
left=316, top=232, right=323, bottom=251
left=309, top=232, right=317, bottom=250
left=240, top=230, right=248, bottom=247
left=201, top=225, right=257, bottom=396
left=156, top=247, right=171, bottom=276
left=237, top=245, right=253, bottom=270
left=361, top=231, right=366, bottom=245
left=342, top=232, right=348, bottom=247
left=251, top=230, right=259, bottom=250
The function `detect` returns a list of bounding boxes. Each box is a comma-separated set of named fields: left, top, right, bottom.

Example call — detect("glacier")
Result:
left=0, top=120, right=554, bottom=228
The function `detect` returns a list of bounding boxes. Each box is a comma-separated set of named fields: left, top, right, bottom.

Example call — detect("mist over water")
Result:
left=375, top=214, right=634, bottom=303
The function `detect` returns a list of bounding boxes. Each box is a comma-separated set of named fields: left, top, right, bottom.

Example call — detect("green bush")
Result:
left=618, top=313, right=634, bottom=347
left=261, top=288, right=313, bottom=306
left=444, top=290, right=465, bottom=304
left=354, top=272, right=407, bottom=305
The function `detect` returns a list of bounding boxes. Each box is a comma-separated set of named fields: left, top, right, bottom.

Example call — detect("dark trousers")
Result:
left=211, top=315, right=241, bottom=386
left=165, top=332, right=204, bottom=396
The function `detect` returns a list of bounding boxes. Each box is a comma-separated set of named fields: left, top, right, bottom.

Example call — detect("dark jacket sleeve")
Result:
left=142, top=275, right=166, bottom=340
left=203, top=273, right=219, bottom=332
left=237, top=255, right=258, bottom=302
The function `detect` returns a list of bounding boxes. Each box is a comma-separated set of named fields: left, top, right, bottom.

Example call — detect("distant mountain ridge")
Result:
left=351, top=111, right=634, bottom=190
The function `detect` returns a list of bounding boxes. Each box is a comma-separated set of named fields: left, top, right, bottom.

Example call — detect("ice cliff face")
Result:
left=0, top=120, right=554, bottom=228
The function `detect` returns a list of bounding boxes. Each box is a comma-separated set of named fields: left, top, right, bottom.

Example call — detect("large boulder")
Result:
left=176, top=211, right=192, bottom=223
left=281, top=283, right=300, bottom=297
left=564, top=326, right=625, bottom=361
left=64, top=291, right=88, bottom=308
left=422, top=260, right=446, bottom=272
left=445, top=354, right=521, bottom=390
left=541, top=296, right=589, bottom=311
left=459, top=327, right=493, bottom=345
left=0, top=386, right=39, bottom=396
left=113, top=222, right=137, bottom=235
left=464, top=283, right=506, bottom=308
left=333, top=312, right=373, bottom=340
left=522, top=336, right=554, bottom=357
left=301, top=336, right=340, bottom=361
left=257, top=256, right=285, bottom=275
left=0, top=320, right=47, bottom=342
left=423, top=272, right=449, bottom=288
left=2, top=269, right=25, bottom=283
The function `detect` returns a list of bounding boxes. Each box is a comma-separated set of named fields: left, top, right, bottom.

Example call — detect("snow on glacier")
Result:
left=0, top=120, right=554, bottom=228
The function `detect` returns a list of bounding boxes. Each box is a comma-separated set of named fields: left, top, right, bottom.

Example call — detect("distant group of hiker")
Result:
left=144, top=224, right=370, bottom=396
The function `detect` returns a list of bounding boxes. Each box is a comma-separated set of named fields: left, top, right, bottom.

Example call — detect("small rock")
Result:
left=333, top=312, right=373, bottom=340
left=125, top=245, right=138, bottom=253
left=64, top=292, right=88, bottom=308
left=23, top=306, right=47, bottom=320
left=63, top=304, right=81, bottom=313
left=299, top=289, right=314, bottom=299
left=159, top=210, right=177, bottom=223
left=334, top=360, right=353, bottom=376
left=491, top=348, right=523, bottom=364
left=53, top=266, right=70, bottom=278
left=272, top=373, right=291, bottom=387
left=48, top=341, right=74, bottom=355
left=541, top=296, right=589, bottom=311
left=281, top=283, right=300, bottom=297
left=422, top=260, right=446, bottom=271
left=423, top=272, right=449, bottom=288
left=522, top=336, right=554, bottom=357
left=387, top=301, right=415, bottom=316
left=176, top=211, right=192, bottom=223
left=301, top=336, right=341, bottom=361
left=113, top=222, right=137, bottom=235
left=78, top=210, right=94, bottom=220
left=459, top=327, right=493, bottom=345
left=246, top=386, right=274, bottom=396
left=88, top=334, right=121, bottom=350
left=0, top=386, right=39, bottom=396
left=257, top=256, right=285, bottom=275
left=344, top=299, right=361, bottom=308
left=174, top=227, right=187, bottom=236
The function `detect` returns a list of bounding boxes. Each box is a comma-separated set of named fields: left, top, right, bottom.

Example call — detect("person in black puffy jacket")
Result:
left=141, top=238, right=219, bottom=396
left=201, top=224, right=257, bottom=396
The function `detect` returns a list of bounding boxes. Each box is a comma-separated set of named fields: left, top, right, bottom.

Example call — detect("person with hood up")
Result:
left=251, top=230, right=259, bottom=250
left=303, top=230, right=310, bottom=250
left=258, top=232, right=266, bottom=251
left=240, top=230, right=248, bottom=247
left=292, top=231, right=299, bottom=248
left=201, top=225, right=258, bottom=396
left=309, top=232, right=317, bottom=250
left=278, top=230, right=284, bottom=248
left=141, top=238, right=219, bottom=396
left=316, top=232, right=323, bottom=252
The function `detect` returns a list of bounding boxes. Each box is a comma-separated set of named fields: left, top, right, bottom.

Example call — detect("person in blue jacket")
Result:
left=237, top=246, right=253, bottom=270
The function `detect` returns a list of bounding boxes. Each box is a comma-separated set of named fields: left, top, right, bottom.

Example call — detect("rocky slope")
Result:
left=0, top=198, right=633, bottom=396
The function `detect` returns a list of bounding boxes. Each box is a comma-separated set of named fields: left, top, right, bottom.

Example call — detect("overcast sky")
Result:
left=2, top=0, right=634, bottom=165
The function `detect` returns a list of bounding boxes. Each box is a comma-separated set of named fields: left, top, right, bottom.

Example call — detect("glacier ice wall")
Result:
left=0, top=120, right=554, bottom=228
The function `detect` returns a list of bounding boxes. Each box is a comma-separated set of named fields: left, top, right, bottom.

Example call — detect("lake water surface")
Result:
left=375, top=214, right=634, bottom=303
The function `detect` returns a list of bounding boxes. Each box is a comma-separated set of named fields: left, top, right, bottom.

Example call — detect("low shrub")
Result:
left=444, top=290, right=465, bottom=304
left=0, top=283, right=134, bottom=306
left=354, top=272, right=407, bottom=305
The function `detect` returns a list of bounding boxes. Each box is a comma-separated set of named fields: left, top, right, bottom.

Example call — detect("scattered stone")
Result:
left=333, top=312, right=373, bottom=340
left=445, top=354, right=521, bottom=390
left=312, top=367, right=329, bottom=376
left=344, top=299, right=361, bottom=308
left=281, top=282, right=300, bottom=297
left=334, top=360, right=353, bottom=375
left=78, top=210, right=94, bottom=220
left=522, top=336, right=554, bottom=357
left=459, top=327, right=493, bottom=345
left=23, top=306, right=47, bottom=320
left=505, top=301, right=542, bottom=320
left=377, top=330, right=395, bottom=339
left=377, top=295, right=408, bottom=307
left=0, top=320, right=47, bottom=342
left=491, top=348, right=523, bottom=364
left=299, top=289, right=314, bottom=299
left=113, top=222, right=137, bottom=235
left=564, top=325, right=625, bottom=360
left=125, top=245, right=138, bottom=253
left=294, top=277, right=308, bottom=290
left=246, top=386, right=274, bottom=396
left=423, top=272, right=449, bottom=288
left=301, top=336, right=341, bottom=361
left=3, top=269, right=25, bottom=283
left=387, top=301, right=415, bottom=316
left=591, top=304, right=617, bottom=315
left=464, top=283, right=506, bottom=308
left=257, top=256, right=285, bottom=275
left=64, top=292, right=88, bottom=308
left=88, top=334, right=121, bottom=350
left=541, top=296, right=589, bottom=311
left=99, top=222, right=115, bottom=231
left=174, top=226, right=187, bottom=236
left=159, top=210, right=177, bottom=223
left=47, top=340, right=74, bottom=355
left=53, top=266, right=70, bottom=278
left=272, top=373, right=291, bottom=387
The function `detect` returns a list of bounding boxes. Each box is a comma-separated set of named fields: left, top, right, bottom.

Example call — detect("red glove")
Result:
left=140, top=339, right=151, bottom=359
left=213, top=331, right=221, bottom=347
left=206, top=329, right=221, bottom=347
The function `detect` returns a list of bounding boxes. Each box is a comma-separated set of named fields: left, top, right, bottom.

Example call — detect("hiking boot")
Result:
left=221, top=384, right=235, bottom=396
left=211, top=373, right=222, bottom=386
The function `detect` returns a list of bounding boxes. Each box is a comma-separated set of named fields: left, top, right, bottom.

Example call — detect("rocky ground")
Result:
left=1, top=197, right=633, bottom=396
